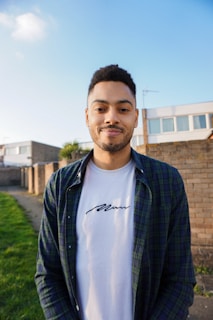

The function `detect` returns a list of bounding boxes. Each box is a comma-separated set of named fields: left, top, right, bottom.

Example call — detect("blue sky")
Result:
left=0, top=0, right=212, bottom=147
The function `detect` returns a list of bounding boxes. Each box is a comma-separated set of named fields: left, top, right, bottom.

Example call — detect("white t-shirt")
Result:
left=76, top=159, right=135, bottom=320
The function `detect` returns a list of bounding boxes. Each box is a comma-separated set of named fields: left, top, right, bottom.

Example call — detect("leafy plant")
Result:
left=59, top=140, right=80, bottom=159
left=194, top=266, right=213, bottom=275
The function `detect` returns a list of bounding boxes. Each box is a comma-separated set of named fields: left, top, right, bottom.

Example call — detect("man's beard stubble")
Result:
left=95, top=139, right=131, bottom=153
left=89, top=125, right=134, bottom=153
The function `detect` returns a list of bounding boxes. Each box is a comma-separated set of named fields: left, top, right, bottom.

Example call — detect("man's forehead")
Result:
left=88, top=81, right=135, bottom=102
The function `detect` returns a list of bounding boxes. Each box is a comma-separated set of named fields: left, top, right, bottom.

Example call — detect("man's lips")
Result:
left=99, top=126, right=123, bottom=137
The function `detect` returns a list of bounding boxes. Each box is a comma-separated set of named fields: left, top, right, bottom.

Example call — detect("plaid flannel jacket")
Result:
left=35, top=149, right=195, bottom=320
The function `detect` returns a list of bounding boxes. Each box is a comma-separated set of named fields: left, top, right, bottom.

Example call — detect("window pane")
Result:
left=193, top=115, right=206, bottom=129
left=162, top=118, right=174, bottom=132
left=5, top=147, right=17, bottom=155
left=19, top=146, right=30, bottom=154
left=209, top=114, right=213, bottom=128
left=177, top=116, right=189, bottom=131
left=148, top=119, right=160, bottom=134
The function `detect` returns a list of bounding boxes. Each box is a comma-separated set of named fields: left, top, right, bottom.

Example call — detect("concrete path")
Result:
left=0, top=186, right=43, bottom=232
left=1, top=186, right=213, bottom=319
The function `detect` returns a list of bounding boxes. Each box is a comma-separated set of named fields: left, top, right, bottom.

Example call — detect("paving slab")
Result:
left=188, top=295, right=213, bottom=319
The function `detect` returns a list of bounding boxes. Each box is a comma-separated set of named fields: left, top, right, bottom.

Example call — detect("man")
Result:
left=35, top=64, right=195, bottom=319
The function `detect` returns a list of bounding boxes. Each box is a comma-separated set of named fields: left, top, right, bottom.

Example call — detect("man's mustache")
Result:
left=100, top=125, right=123, bottom=130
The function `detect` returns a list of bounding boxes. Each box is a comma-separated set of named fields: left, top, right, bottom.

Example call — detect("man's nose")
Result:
left=104, top=109, right=120, bottom=124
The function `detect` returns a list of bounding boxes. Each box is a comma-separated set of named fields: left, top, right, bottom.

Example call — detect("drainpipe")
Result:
left=142, top=108, right=148, bottom=155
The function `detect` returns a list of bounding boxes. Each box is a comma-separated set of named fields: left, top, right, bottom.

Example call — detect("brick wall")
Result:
left=31, top=141, right=60, bottom=164
left=28, top=166, right=34, bottom=193
left=45, top=162, right=58, bottom=186
left=140, top=140, right=213, bottom=267
left=0, top=167, right=21, bottom=186
left=33, top=163, right=45, bottom=196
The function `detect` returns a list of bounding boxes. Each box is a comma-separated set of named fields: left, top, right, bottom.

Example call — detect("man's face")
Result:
left=86, top=81, right=138, bottom=153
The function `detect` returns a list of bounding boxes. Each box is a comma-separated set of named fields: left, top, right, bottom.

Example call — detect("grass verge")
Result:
left=0, top=192, right=44, bottom=320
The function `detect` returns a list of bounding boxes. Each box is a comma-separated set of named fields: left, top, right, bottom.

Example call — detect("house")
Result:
left=0, top=140, right=61, bottom=167
left=133, top=100, right=213, bottom=147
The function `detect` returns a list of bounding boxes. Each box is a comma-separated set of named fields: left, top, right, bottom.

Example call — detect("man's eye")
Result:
left=95, top=107, right=105, bottom=112
left=120, top=108, right=129, bottom=113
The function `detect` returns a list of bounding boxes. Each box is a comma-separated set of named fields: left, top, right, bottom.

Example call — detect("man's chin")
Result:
left=97, top=142, right=129, bottom=153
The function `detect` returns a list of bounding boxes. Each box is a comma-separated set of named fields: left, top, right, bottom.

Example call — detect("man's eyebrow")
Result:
left=117, top=99, right=133, bottom=106
left=91, top=99, right=108, bottom=105
left=91, top=99, right=133, bottom=106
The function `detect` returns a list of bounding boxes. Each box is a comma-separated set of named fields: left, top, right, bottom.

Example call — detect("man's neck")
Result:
left=92, top=145, right=132, bottom=170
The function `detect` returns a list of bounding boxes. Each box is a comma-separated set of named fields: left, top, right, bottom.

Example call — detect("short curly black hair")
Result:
left=88, top=64, right=136, bottom=97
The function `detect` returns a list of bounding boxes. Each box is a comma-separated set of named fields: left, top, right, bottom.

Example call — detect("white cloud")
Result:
left=12, top=13, right=46, bottom=41
left=0, top=12, right=47, bottom=42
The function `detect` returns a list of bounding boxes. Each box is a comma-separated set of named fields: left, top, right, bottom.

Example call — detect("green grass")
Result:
left=0, top=192, right=44, bottom=320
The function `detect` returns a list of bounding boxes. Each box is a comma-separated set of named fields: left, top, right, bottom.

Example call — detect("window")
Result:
left=19, top=146, right=30, bottom=154
left=5, top=147, right=17, bottom=155
left=193, top=115, right=206, bottom=129
left=162, top=118, right=174, bottom=132
left=148, top=119, right=160, bottom=134
left=176, top=116, right=189, bottom=131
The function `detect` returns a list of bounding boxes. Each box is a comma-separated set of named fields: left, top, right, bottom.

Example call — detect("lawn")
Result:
left=0, top=192, right=44, bottom=320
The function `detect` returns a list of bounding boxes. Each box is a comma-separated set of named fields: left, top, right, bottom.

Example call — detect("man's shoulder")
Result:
left=132, top=149, right=181, bottom=181
left=55, top=158, right=84, bottom=185
left=59, top=158, right=83, bottom=174
left=132, top=150, right=184, bottom=192
left=132, top=149, right=176, bottom=171
left=55, top=151, right=92, bottom=179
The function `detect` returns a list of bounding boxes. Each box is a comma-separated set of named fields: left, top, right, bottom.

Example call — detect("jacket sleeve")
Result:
left=35, top=176, right=79, bottom=320
left=150, top=169, right=196, bottom=319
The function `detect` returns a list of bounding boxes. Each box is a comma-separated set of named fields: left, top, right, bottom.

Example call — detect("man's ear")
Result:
left=85, top=108, right=89, bottom=127
left=134, top=108, right=139, bottom=128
